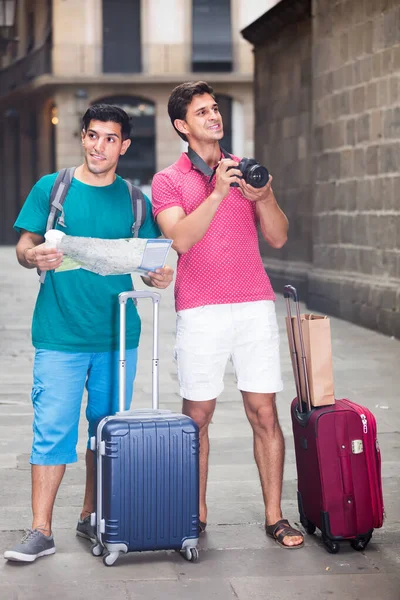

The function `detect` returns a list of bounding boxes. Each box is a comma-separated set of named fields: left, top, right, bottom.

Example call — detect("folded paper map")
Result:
left=44, top=230, right=173, bottom=277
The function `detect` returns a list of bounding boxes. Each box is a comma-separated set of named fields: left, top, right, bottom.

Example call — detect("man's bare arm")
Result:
left=16, top=230, right=64, bottom=271
left=156, top=158, right=241, bottom=254
left=156, top=195, right=222, bottom=255
left=238, top=177, right=288, bottom=249
left=255, top=193, right=288, bottom=249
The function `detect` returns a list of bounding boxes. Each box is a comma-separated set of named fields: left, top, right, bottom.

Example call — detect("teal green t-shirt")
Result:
left=14, top=173, right=161, bottom=352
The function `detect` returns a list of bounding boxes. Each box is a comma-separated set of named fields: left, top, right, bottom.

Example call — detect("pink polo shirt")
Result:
left=151, top=152, right=275, bottom=312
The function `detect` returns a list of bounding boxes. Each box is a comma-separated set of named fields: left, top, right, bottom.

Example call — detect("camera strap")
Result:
left=187, top=146, right=232, bottom=183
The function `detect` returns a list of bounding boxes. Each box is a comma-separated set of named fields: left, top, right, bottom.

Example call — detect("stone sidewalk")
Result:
left=0, top=247, right=399, bottom=600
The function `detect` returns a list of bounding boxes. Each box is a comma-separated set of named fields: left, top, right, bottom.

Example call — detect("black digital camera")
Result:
left=229, top=158, right=269, bottom=189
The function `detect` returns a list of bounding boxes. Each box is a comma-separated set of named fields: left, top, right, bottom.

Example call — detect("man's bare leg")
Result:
left=31, top=464, right=66, bottom=535
left=182, top=399, right=216, bottom=525
left=80, top=449, right=95, bottom=519
left=242, top=391, right=303, bottom=547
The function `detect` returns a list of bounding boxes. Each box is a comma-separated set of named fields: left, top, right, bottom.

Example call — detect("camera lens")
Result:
left=247, top=165, right=269, bottom=188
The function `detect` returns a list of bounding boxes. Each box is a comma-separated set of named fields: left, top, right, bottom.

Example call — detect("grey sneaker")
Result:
left=76, top=515, right=96, bottom=542
left=4, top=529, right=56, bottom=562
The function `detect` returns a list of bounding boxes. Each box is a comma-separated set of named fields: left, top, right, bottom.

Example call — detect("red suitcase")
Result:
left=284, top=285, right=384, bottom=553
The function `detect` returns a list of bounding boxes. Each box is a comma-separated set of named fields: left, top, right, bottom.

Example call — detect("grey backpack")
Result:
left=39, top=167, right=147, bottom=283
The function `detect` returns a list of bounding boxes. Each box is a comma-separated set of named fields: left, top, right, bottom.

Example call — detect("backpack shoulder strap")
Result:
left=39, top=167, right=75, bottom=284
left=124, top=180, right=148, bottom=303
left=45, top=167, right=75, bottom=232
left=124, top=180, right=147, bottom=238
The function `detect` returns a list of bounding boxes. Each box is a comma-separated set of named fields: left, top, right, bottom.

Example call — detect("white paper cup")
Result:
left=44, top=229, right=65, bottom=249
left=44, top=229, right=65, bottom=261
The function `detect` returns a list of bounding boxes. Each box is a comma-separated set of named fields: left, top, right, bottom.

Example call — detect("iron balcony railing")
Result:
left=0, top=41, right=252, bottom=96
left=0, top=40, right=52, bottom=97
left=50, top=42, right=252, bottom=76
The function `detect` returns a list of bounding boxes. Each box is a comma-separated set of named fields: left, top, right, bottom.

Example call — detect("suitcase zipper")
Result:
left=360, top=414, right=368, bottom=434
left=344, top=401, right=383, bottom=527
left=338, top=399, right=384, bottom=528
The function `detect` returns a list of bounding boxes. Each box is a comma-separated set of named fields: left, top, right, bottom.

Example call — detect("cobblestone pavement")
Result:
left=0, top=247, right=399, bottom=599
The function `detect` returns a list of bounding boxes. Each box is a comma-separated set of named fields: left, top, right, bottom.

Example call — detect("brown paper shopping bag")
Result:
left=286, top=314, right=335, bottom=407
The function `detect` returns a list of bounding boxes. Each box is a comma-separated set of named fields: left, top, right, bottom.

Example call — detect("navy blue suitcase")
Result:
left=90, top=291, right=199, bottom=566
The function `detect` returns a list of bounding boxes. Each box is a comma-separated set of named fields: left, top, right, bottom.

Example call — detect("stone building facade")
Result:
left=243, top=0, right=400, bottom=338
left=0, top=0, right=273, bottom=245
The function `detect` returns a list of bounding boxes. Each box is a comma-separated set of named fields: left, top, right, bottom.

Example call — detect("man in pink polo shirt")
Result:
left=151, top=81, right=304, bottom=549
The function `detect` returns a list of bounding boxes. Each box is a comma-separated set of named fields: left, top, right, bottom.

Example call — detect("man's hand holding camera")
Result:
left=214, top=156, right=274, bottom=204
left=214, top=154, right=287, bottom=248
left=238, top=174, right=274, bottom=205
left=214, top=158, right=242, bottom=200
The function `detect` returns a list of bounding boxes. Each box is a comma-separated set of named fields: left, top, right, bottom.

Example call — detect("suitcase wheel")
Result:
left=102, top=551, right=119, bottom=566
left=350, top=533, right=372, bottom=552
left=306, top=522, right=316, bottom=535
left=90, top=543, right=103, bottom=557
left=300, top=517, right=316, bottom=536
left=322, top=536, right=340, bottom=554
left=183, top=547, right=199, bottom=562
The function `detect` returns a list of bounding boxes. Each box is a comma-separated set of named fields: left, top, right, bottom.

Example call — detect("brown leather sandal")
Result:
left=265, top=519, right=304, bottom=549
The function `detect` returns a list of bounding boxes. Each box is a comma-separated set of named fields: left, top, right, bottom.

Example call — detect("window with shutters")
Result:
left=192, top=0, right=232, bottom=72
left=30, top=112, right=38, bottom=183
left=27, top=10, right=35, bottom=53
left=216, top=95, right=233, bottom=153
left=102, top=0, right=141, bottom=73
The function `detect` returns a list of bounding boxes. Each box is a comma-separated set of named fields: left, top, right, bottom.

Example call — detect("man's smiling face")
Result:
left=81, top=120, right=131, bottom=175
left=175, top=93, right=224, bottom=144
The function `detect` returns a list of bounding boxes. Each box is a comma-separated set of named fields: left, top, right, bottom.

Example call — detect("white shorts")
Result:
left=174, top=301, right=283, bottom=401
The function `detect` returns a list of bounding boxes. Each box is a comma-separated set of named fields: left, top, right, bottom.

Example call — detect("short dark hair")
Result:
left=168, top=81, right=216, bottom=142
left=82, top=104, right=131, bottom=140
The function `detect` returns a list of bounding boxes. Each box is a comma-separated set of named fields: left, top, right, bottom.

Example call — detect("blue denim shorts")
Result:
left=30, top=348, right=138, bottom=465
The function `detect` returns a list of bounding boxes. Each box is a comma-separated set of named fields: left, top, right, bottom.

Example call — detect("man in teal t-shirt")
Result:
left=4, top=104, right=173, bottom=563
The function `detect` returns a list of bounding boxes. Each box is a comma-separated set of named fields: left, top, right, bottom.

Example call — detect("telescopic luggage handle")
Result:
left=283, top=285, right=298, bottom=302
left=283, top=285, right=312, bottom=413
left=118, top=291, right=161, bottom=412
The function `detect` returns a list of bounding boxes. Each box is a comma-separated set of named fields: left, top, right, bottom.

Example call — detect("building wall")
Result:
left=54, top=82, right=254, bottom=172
left=49, top=0, right=262, bottom=172
left=37, top=97, right=56, bottom=176
left=52, top=0, right=102, bottom=75
left=1, top=113, right=20, bottom=244
left=0, top=0, right=270, bottom=245
left=54, top=86, right=181, bottom=171
left=142, top=0, right=191, bottom=74
left=246, top=0, right=400, bottom=338
left=33, top=0, right=51, bottom=48
left=311, top=0, right=400, bottom=337
left=252, top=17, right=313, bottom=298
left=0, top=0, right=50, bottom=66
